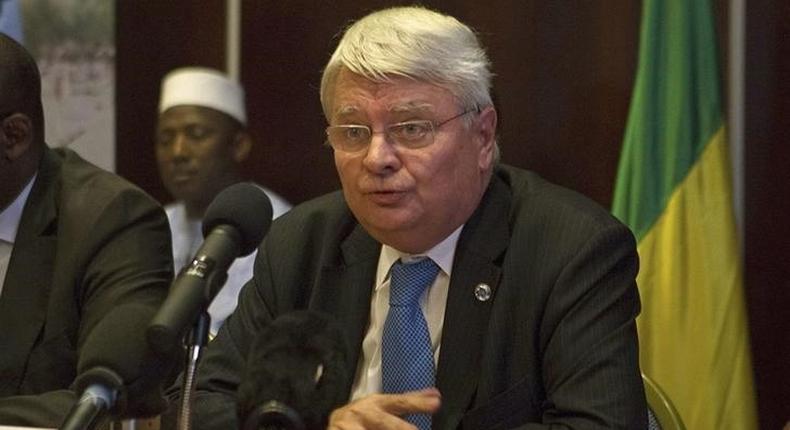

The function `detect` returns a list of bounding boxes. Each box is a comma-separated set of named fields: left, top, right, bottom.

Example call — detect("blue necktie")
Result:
left=382, top=258, right=440, bottom=430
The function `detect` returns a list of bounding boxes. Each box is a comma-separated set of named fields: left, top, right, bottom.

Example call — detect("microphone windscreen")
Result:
left=202, top=183, right=273, bottom=256
left=76, top=303, right=175, bottom=417
left=237, top=310, right=349, bottom=430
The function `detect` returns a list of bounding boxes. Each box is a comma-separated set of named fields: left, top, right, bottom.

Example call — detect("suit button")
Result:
left=474, top=283, right=492, bottom=302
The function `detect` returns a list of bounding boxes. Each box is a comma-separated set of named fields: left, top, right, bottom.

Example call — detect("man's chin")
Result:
left=167, top=186, right=202, bottom=206
left=360, top=214, right=421, bottom=242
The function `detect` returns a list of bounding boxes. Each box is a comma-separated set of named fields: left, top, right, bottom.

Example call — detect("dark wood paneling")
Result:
left=115, top=0, right=226, bottom=204
left=745, top=1, right=790, bottom=428
left=239, top=1, right=639, bottom=207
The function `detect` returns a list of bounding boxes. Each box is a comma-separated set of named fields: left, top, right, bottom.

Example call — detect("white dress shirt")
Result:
left=0, top=174, right=37, bottom=298
left=350, top=226, right=463, bottom=400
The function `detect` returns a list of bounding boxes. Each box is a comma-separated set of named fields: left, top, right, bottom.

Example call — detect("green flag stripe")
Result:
left=612, top=0, right=722, bottom=241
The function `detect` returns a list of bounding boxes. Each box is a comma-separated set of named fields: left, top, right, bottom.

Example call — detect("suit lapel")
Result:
left=434, top=175, right=511, bottom=430
left=309, top=223, right=380, bottom=400
left=0, top=150, right=59, bottom=394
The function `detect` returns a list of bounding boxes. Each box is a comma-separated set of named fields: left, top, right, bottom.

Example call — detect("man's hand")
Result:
left=327, top=388, right=441, bottom=430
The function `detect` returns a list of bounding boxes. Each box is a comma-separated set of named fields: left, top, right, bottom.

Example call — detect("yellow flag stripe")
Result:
left=635, top=126, right=757, bottom=429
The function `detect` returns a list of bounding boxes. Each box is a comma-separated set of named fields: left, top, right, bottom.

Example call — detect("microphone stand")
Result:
left=175, top=268, right=227, bottom=430
left=177, top=311, right=211, bottom=430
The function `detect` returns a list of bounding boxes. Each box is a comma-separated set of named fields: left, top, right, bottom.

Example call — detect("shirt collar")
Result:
left=376, top=225, right=464, bottom=287
left=0, top=173, right=37, bottom=244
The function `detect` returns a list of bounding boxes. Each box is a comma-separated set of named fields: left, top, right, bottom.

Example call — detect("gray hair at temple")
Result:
left=319, top=6, right=494, bottom=125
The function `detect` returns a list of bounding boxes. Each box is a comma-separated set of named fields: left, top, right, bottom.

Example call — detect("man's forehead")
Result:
left=158, top=105, right=227, bottom=126
left=332, top=70, right=456, bottom=113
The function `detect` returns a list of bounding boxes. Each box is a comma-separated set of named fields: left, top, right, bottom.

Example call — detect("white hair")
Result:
left=320, top=6, right=494, bottom=119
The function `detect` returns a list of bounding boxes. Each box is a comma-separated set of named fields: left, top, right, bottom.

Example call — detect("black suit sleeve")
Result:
left=458, top=222, right=646, bottom=430
left=530, top=224, right=645, bottom=429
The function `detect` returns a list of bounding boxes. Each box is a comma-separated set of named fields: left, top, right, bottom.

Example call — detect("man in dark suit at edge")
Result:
left=185, top=6, right=647, bottom=429
left=0, top=33, right=173, bottom=426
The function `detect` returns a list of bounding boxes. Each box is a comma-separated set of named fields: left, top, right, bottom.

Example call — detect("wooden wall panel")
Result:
left=116, top=0, right=226, bottom=204
left=238, top=1, right=639, bottom=207
left=745, top=1, right=790, bottom=428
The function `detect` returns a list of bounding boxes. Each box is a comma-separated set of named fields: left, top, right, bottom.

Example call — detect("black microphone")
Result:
left=61, top=304, right=173, bottom=430
left=147, top=183, right=273, bottom=354
left=237, top=310, right=350, bottom=430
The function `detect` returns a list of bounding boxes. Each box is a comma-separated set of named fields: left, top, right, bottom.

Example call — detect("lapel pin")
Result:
left=474, top=283, right=492, bottom=302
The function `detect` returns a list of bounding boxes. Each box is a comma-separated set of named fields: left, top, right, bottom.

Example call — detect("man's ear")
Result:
left=231, top=131, right=252, bottom=163
left=475, top=106, right=497, bottom=169
left=1, top=113, right=34, bottom=161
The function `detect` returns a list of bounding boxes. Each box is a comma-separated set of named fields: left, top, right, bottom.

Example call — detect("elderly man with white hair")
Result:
left=177, top=6, right=647, bottom=430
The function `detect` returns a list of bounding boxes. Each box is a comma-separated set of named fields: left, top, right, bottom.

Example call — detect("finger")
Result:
left=404, top=387, right=441, bottom=398
left=379, top=389, right=442, bottom=415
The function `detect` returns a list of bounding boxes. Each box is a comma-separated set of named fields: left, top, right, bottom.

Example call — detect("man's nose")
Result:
left=170, top=134, right=190, bottom=159
left=362, top=131, right=400, bottom=172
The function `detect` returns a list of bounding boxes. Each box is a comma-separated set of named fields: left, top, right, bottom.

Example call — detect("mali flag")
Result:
left=611, top=1, right=758, bottom=429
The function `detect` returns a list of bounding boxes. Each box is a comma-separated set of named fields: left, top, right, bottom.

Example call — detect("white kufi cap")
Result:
left=159, top=67, right=246, bottom=125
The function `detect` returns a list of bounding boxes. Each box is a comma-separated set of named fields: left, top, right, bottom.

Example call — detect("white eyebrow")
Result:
left=335, top=105, right=359, bottom=117
left=389, top=102, right=433, bottom=114
left=332, top=101, right=436, bottom=122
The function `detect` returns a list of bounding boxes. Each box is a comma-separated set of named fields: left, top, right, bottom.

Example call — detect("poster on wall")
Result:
left=0, top=0, right=115, bottom=171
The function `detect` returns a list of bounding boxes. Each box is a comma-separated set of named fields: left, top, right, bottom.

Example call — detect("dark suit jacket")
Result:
left=0, top=147, right=173, bottom=427
left=186, top=165, right=647, bottom=429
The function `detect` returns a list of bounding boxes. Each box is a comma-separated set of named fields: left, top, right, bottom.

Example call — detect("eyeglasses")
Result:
left=325, top=107, right=479, bottom=153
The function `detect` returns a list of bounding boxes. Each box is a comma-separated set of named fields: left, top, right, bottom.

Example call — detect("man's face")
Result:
left=155, top=106, right=246, bottom=212
left=329, top=69, right=497, bottom=253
